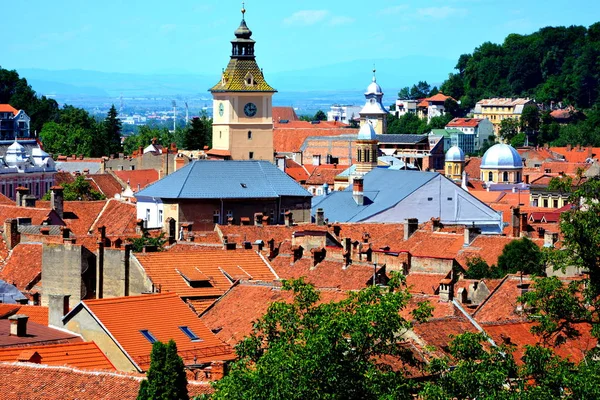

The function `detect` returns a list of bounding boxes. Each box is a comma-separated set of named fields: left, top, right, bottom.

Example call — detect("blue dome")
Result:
left=357, top=122, right=377, bottom=140
left=481, top=143, right=522, bottom=169
left=445, top=146, right=465, bottom=162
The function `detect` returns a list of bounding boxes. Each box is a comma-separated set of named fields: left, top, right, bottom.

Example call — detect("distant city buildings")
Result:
left=327, top=105, right=361, bottom=124
left=473, top=98, right=534, bottom=136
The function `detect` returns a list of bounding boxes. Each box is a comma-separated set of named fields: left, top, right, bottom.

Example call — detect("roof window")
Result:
left=140, top=329, right=157, bottom=343
left=179, top=326, right=202, bottom=341
left=240, top=183, right=247, bottom=188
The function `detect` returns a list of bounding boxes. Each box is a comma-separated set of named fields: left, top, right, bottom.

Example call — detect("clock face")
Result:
left=218, top=103, right=224, bottom=117
left=244, top=102, right=257, bottom=117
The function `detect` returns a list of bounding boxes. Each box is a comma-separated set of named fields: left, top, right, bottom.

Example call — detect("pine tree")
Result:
left=137, top=340, right=189, bottom=400
left=103, top=104, right=122, bottom=156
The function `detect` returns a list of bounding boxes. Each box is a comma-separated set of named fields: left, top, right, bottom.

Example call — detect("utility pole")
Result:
left=185, top=102, right=189, bottom=125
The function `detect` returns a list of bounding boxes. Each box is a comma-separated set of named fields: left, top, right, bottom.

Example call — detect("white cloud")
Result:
left=283, top=10, right=329, bottom=26
left=378, top=4, right=409, bottom=15
left=329, top=16, right=355, bottom=26
left=417, top=6, right=467, bottom=19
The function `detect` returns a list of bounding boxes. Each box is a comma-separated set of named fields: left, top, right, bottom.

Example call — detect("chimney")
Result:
left=267, top=239, right=276, bottom=259
left=284, top=211, right=293, bottom=227
left=353, top=178, right=364, bottom=206
left=4, top=218, right=20, bottom=250
left=210, top=361, right=226, bottom=381
left=567, top=144, right=572, bottom=151
left=50, top=186, right=64, bottom=218
left=512, top=207, right=521, bottom=238
left=48, top=294, right=70, bottom=327
left=404, top=218, right=418, bottom=240
left=524, top=174, right=530, bottom=184
left=464, top=226, right=480, bottom=246
left=23, top=195, right=36, bottom=208
left=323, top=183, right=329, bottom=196
left=315, top=208, right=325, bottom=226
left=15, top=186, right=28, bottom=206
left=332, top=224, right=341, bottom=237
left=544, top=231, right=558, bottom=248
left=439, top=280, right=454, bottom=302
left=8, top=314, right=29, bottom=337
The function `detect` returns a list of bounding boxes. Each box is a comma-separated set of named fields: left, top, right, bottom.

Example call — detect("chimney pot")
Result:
left=316, top=208, right=325, bottom=226
left=48, top=294, right=70, bottom=327
left=8, top=314, right=29, bottom=337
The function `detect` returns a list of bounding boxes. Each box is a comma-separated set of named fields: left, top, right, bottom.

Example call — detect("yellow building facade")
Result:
left=472, top=98, right=533, bottom=137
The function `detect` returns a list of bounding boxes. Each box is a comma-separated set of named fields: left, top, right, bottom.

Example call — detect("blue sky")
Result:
left=2, top=0, right=599, bottom=75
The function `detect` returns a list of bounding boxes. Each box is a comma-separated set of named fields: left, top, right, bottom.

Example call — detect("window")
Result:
left=488, top=172, right=493, bottom=181
left=249, top=152, right=254, bottom=159
left=159, top=210, right=163, bottom=224
left=553, top=199, right=559, bottom=208
left=447, top=197, right=453, bottom=201
left=503, top=171, right=509, bottom=182
left=543, top=199, right=548, bottom=208
left=247, top=130, right=252, bottom=140
left=140, top=329, right=157, bottom=343
left=146, top=209, right=150, bottom=222
left=179, top=326, right=202, bottom=341
left=213, top=210, right=220, bottom=224
left=427, top=197, right=433, bottom=201
left=219, top=131, right=222, bottom=139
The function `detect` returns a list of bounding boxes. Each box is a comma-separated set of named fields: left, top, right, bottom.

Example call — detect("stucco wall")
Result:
left=102, top=248, right=152, bottom=298
left=42, top=243, right=86, bottom=308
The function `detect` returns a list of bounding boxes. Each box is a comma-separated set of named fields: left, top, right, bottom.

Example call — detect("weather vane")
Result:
left=242, top=2, right=246, bottom=17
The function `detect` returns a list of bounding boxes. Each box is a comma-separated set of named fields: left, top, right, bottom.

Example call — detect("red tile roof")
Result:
left=305, top=164, right=349, bottom=185
left=91, top=199, right=138, bottom=237
left=483, top=322, right=595, bottom=364
left=0, top=243, right=42, bottom=292
left=540, top=161, right=590, bottom=176
left=464, top=157, right=481, bottom=179
left=113, top=169, right=159, bottom=193
left=0, top=205, right=63, bottom=226
left=272, top=106, right=299, bottom=122
left=12, top=305, right=49, bottom=325
left=206, top=149, right=231, bottom=157
left=0, top=104, right=18, bottom=115
left=59, top=201, right=107, bottom=236
left=402, top=231, right=464, bottom=259
left=134, top=250, right=278, bottom=298
left=472, top=275, right=532, bottom=324
left=273, top=124, right=357, bottom=153
left=0, top=192, right=13, bottom=205
left=446, top=118, right=485, bottom=128
left=455, top=235, right=538, bottom=270
left=0, top=362, right=213, bottom=399
left=0, top=342, right=115, bottom=370
left=550, top=147, right=599, bottom=163
left=0, top=304, right=20, bottom=318
left=201, top=283, right=348, bottom=345
left=271, top=257, right=379, bottom=290
left=87, top=174, right=123, bottom=198
left=76, top=293, right=235, bottom=369
left=0, top=320, right=81, bottom=348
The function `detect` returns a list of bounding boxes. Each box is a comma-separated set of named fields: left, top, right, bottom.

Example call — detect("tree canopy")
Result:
left=42, top=175, right=105, bottom=201
left=137, top=340, right=189, bottom=400
left=207, top=276, right=432, bottom=400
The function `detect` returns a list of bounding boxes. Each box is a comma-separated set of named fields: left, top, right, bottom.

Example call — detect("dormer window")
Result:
left=179, top=326, right=202, bottom=342
left=244, top=72, right=254, bottom=86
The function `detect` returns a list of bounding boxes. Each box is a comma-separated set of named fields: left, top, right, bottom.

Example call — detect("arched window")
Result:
left=357, top=149, right=362, bottom=162
left=503, top=171, right=509, bottom=182
left=488, top=171, right=493, bottom=181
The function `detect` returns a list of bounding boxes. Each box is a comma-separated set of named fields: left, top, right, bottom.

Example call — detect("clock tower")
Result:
left=359, top=69, right=388, bottom=134
left=208, top=5, right=276, bottom=161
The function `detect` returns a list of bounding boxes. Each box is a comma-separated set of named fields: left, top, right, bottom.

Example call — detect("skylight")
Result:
left=179, top=326, right=202, bottom=341
left=140, top=329, right=157, bottom=343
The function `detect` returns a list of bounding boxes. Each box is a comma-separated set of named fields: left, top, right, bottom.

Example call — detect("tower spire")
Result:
left=241, top=2, right=245, bottom=19
left=372, top=65, right=376, bottom=82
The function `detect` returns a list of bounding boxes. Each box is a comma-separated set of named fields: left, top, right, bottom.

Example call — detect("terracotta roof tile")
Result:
left=272, top=106, right=299, bottom=122
left=550, top=146, right=599, bottom=163
left=273, top=124, right=357, bottom=153
left=305, top=164, right=349, bottom=185
left=0, top=104, right=18, bottom=115
left=455, top=235, right=544, bottom=270
left=472, top=275, right=533, bottom=324
left=0, top=205, right=62, bottom=226
left=0, top=304, right=20, bottom=318
left=113, top=169, right=159, bottom=193
left=446, top=118, right=485, bottom=128
left=134, top=249, right=277, bottom=298
left=464, top=157, right=481, bottom=179
left=91, top=200, right=138, bottom=237
left=13, top=305, right=49, bottom=325
left=0, top=243, right=42, bottom=291
left=0, top=192, right=13, bottom=205
left=0, top=320, right=81, bottom=348
left=0, top=342, right=115, bottom=370
left=54, top=171, right=75, bottom=186
left=201, top=283, right=347, bottom=345
left=87, top=174, right=123, bottom=198
left=78, top=293, right=235, bottom=369
left=0, top=362, right=213, bottom=399
left=59, top=201, right=107, bottom=236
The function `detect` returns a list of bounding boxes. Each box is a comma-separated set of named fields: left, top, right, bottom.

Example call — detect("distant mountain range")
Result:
left=18, top=55, right=456, bottom=99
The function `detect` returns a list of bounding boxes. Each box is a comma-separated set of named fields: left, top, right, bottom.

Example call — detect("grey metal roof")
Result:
left=56, top=162, right=103, bottom=174
left=376, top=134, right=427, bottom=144
left=0, top=140, right=40, bottom=157
left=0, top=279, right=27, bottom=303
left=312, top=168, right=438, bottom=222
left=136, top=160, right=311, bottom=199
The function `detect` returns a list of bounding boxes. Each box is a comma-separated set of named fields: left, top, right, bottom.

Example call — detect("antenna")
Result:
left=172, top=100, right=177, bottom=132
left=119, top=93, right=123, bottom=114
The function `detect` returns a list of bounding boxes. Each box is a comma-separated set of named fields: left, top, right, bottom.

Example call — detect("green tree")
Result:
left=101, top=105, right=123, bottom=156
left=208, top=276, right=432, bottom=400
left=123, top=126, right=175, bottom=155
left=137, top=340, right=189, bottom=400
left=520, top=104, right=540, bottom=143
left=39, top=105, right=99, bottom=157
left=387, top=113, right=427, bottom=135
left=463, top=256, right=493, bottom=279
left=128, top=232, right=167, bottom=252
left=42, top=175, right=105, bottom=201
left=410, top=81, right=431, bottom=99
left=178, top=112, right=212, bottom=150
left=313, top=110, right=327, bottom=121
left=497, top=237, right=545, bottom=276
left=398, top=87, right=411, bottom=99
left=499, top=117, right=520, bottom=143
left=510, top=132, right=527, bottom=147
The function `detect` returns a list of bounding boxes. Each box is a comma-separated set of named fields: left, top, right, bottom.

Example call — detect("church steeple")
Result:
left=231, top=3, right=255, bottom=59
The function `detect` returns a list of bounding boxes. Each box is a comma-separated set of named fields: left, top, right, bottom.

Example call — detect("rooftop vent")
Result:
left=240, top=183, right=247, bottom=188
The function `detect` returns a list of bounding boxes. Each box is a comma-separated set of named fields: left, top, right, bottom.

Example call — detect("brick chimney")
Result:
left=48, top=294, right=70, bottom=328
left=8, top=314, right=29, bottom=337
left=4, top=218, right=20, bottom=250
left=315, top=208, right=325, bottom=226
left=404, top=218, right=418, bottom=240
left=50, top=186, right=64, bottom=218
left=512, top=207, right=521, bottom=238
left=23, top=194, right=36, bottom=208
left=544, top=231, right=558, bottom=248
left=352, top=178, right=364, bottom=206
left=284, top=211, right=293, bottom=227
left=15, top=186, right=28, bottom=206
